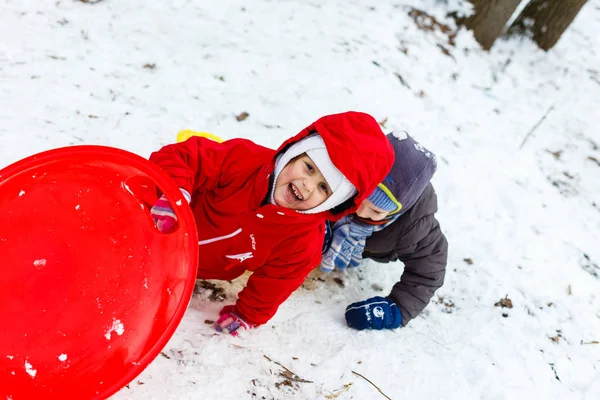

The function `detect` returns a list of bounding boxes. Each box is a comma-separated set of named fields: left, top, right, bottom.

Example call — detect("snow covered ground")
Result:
left=1, top=0, right=599, bottom=399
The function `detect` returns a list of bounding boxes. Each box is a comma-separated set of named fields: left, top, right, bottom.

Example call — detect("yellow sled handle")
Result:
left=176, top=130, right=224, bottom=143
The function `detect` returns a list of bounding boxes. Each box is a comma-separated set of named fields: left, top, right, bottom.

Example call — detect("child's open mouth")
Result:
left=287, top=183, right=304, bottom=202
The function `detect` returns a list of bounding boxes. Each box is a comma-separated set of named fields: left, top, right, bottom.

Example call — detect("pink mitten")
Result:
left=150, top=189, right=191, bottom=233
left=215, top=305, right=255, bottom=336
left=150, top=195, right=177, bottom=233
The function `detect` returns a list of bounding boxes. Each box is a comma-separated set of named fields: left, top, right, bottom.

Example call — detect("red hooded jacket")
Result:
left=149, top=112, right=393, bottom=325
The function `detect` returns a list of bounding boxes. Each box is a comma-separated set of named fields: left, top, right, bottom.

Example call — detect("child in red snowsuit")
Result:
left=149, top=112, right=394, bottom=335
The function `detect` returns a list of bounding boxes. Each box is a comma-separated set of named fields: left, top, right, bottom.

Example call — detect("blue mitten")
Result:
left=320, top=223, right=350, bottom=272
left=347, top=222, right=373, bottom=268
left=345, top=296, right=402, bottom=330
left=320, top=216, right=374, bottom=272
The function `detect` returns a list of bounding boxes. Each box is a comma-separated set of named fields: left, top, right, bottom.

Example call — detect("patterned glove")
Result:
left=320, top=216, right=374, bottom=272
left=215, top=305, right=255, bottom=336
left=348, top=220, right=373, bottom=268
left=345, top=296, right=402, bottom=330
left=150, top=188, right=191, bottom=233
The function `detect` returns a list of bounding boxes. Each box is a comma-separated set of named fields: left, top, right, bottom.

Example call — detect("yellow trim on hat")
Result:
left=177, top=130, right=224, bottom=143
left=376, top=183, right=403, bottom=214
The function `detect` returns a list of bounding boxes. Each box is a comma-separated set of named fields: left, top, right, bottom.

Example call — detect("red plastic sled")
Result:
left=0, top=146, right=198, bottom=399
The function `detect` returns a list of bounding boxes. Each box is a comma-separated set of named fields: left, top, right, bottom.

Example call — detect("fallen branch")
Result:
left=263, top=355, right=313, bottom=383
left=587, top=156, right=600, bottom=167
left=352, top=370, right=392, bottom=400
left=325, top=383, right=353, bottom=399
left=581, top=340, right=599, bottom=345
left=519, top=104, right=555, bottom=150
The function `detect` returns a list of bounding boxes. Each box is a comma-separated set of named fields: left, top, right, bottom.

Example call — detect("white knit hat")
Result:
left=271, top=134, right=357, bottom=214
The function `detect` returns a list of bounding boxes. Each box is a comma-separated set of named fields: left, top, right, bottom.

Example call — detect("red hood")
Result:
left=275, top=112, right=394, bottom=220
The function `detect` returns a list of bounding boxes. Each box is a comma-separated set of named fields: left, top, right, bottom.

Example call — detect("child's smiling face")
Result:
left=273, top=154, right=332, bottom=210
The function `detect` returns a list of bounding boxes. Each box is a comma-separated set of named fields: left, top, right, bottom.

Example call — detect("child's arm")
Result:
left=344, top=214, right=447, bottom=330
left=232, top=239, right=323, bottom=327
left=390, top=215, right=448, bottom=326
left=149, top=136, right=267, bottom=194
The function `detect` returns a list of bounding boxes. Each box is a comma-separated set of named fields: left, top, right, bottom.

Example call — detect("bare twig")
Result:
left=581, top=340, right=599, bottom=345
left=519, top=104, right=555, bottom=149
left=263, top=355, right=293, bottom=375
left=587, top=156, right=600, bottom=167
left=325, top=383, right=353, bottom=399
left=394, top=73, right=411, bottom=89
left=351, top=370, right=392, bottom=400
left=263, top=355, right=313, bottom=383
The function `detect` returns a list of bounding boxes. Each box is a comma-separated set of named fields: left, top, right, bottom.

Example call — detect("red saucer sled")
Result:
left=0, top=146, right=198, bottom=399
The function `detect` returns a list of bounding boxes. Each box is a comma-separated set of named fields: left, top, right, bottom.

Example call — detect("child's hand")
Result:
left=150, top=189, right=191, bottom=233
left=150, top=194, right=177, bottom=233
left=345, top=296, right=402, bottom=330
left=215, top=305, right=255, bottom=336
left=320, top=216, right=374, bottom=272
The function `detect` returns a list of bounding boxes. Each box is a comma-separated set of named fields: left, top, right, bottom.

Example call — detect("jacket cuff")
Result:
left=179, top=188, right=191, bottom=204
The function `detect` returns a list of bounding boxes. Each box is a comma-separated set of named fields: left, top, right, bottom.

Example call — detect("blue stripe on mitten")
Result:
left=345, top=296, right=402, bottom=330
left=348, top=221, right=373, bottom=268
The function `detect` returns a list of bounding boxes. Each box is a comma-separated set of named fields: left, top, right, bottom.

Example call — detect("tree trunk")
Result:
left=465, top=0, right=523, bottom=50
left=507, top=0, right=589, bottom=51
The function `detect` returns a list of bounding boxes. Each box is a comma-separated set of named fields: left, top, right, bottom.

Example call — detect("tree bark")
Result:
left=465, top=0, right=523, bottom=50
left=507, top=0, right=589, bottom=51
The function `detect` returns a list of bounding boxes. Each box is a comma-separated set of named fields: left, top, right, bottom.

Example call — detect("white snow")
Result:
left=1, top=0, right=599, bottom=399
left=104, top=319, right=125, bottom=341
left=58, top=354, right=67, bottom=362
left=18, top=190, right=25, bottom=197
left=33, top=259, right=47, bottom=268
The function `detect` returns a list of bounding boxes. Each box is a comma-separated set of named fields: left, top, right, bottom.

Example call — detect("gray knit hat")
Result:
left=367, top=131, right=437, bottom=214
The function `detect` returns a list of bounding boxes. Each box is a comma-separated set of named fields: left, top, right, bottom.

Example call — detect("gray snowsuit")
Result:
left=364, top=182, right=448, bottom=326
left=362, top=131, right=447, bottom=326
